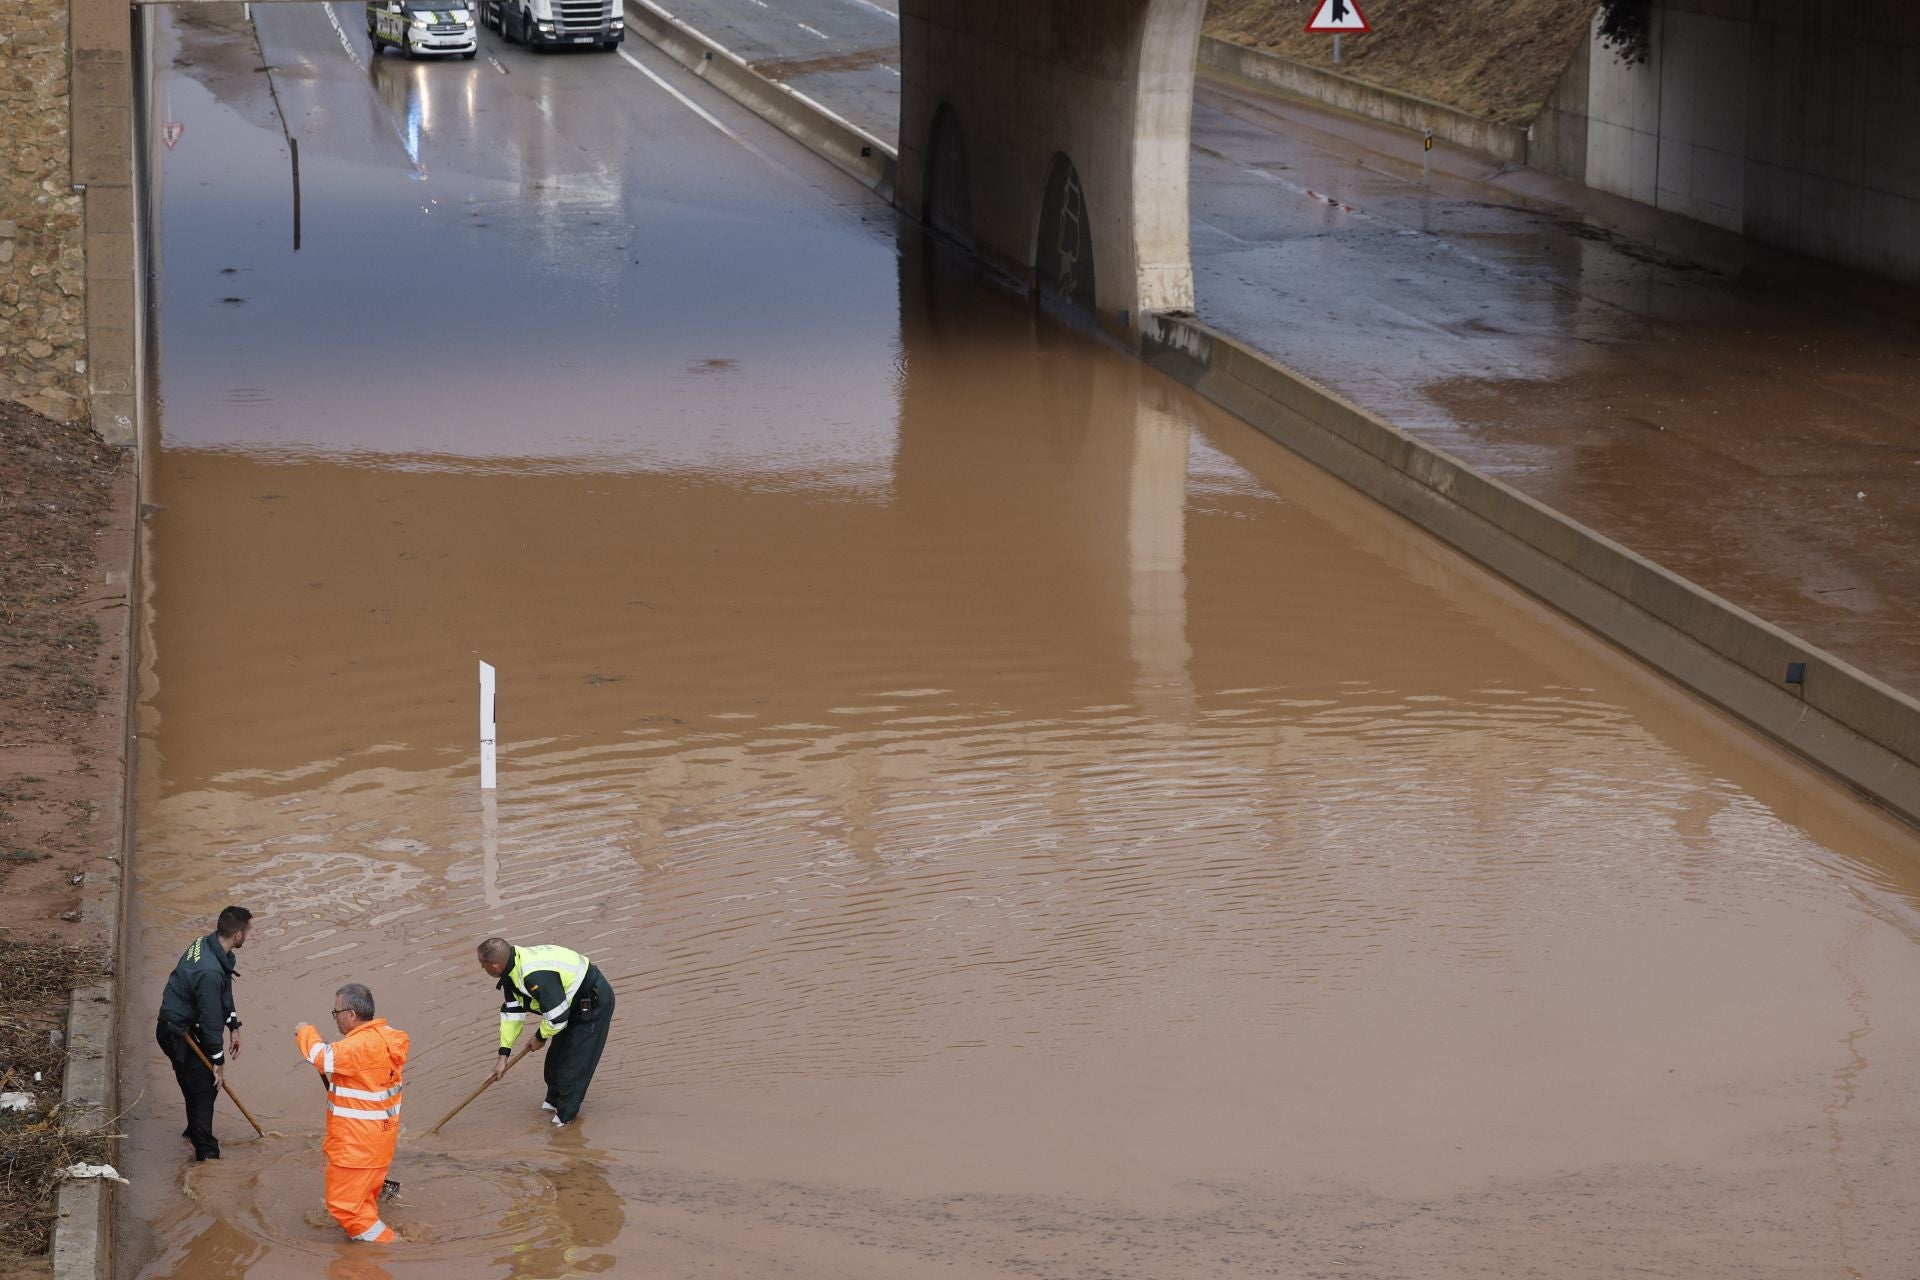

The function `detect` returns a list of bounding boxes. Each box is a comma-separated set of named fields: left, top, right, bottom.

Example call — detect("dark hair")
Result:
left=477, top=937, right=512, bottom=964
left=336, top=983, right=375, bottom=1019
left=217, top=905, right=253, bottom=937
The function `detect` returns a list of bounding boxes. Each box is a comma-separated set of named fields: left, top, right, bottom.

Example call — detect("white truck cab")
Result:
left=368, top=0, right=479, bottom=59
left=479, top=0, right=623, bottom=51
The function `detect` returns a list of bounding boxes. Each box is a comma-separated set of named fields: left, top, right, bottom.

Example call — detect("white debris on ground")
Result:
left=1, top=1091, right=36, bottom=1112
left=61, top=1163, right=128, bottom=1184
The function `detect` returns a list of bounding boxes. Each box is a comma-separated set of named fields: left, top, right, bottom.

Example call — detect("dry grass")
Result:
left=1204, top=0, right=1597, bottom=125
left=0, top=942, right=110, bottom=1260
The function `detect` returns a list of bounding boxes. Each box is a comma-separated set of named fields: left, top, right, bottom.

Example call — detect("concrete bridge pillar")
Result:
left=896, top=0, right=1206, bottom=339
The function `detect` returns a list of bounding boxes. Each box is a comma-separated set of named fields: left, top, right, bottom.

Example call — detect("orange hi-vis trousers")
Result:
left=325, top=1164, right=395, bottom=1243
left=296, top=1017, right=410, bottom=1245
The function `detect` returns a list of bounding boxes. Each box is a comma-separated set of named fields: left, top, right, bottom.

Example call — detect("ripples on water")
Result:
left=140, top=668, right=1852, bottom=1101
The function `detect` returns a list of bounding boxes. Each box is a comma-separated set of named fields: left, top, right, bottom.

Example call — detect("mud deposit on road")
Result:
left=121, top=6, right=1920, bottom=1277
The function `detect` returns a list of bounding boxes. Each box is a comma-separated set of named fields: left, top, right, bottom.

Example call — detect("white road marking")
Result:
left=319, top=0, right=366, bottom=69
left=795, top=21, right=828, bottom=39
left=837, top=0, right=897, bottom=20
left=320, top=0, right=429, bottom=177
left=488, top=53, right=509, bottom=72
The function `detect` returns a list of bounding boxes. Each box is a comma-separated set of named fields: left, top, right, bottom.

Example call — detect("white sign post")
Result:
left=478, top=660, right=498, bottom=790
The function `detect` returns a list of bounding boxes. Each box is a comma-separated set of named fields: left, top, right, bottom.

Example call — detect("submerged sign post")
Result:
left=479, top=659, right=497, bottom=789
left=1305, top=0, right=1370, bottom=64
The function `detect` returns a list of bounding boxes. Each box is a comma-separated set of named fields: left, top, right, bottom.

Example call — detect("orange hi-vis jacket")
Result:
left=295, top=1019, right=410, bottom=1169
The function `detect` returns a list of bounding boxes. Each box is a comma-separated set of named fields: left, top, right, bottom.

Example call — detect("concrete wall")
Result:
left=1142, top=311, right=1920, bottom=831
left=1199, top=37, right=1532, bottom=166
left=896, top=0, right=1207, bottom=337
left=1537, top=0, right=1920, bottom=284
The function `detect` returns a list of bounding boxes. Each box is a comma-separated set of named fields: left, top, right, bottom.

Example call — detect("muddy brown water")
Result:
left=120, top=5, right=1920, bottom=1277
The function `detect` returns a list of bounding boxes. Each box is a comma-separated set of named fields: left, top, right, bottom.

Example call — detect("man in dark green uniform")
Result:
left=476, top=937, right=615, bottom=1128
left=156, top=905, right=252, bottom=1160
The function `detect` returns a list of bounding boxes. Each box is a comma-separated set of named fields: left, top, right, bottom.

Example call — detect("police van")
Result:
left=367, top=0, right=479, bottom=59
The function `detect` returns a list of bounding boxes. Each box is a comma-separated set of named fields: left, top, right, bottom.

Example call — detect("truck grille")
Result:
left=553, top=0, right=611, bottom=32
left=430, top=22, right=466, bottom=32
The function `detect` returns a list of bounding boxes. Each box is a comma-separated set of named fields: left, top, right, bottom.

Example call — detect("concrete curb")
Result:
left=47, top=499, right=137, bottom=1280
left=50, top=11, right=150, bottom=1275
left=1196, top=35, right=1530, bottom=166
left=48, top=458, right=139, bottom=1280
left=623, top=0, right=897, bottom=198
left=1140, top=314, right=1920, bottom=828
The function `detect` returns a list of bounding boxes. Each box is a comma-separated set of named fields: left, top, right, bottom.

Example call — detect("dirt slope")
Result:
left=0, top=400, right=125, bottom=1273
left=1205, top=0, right=1596, bottom=125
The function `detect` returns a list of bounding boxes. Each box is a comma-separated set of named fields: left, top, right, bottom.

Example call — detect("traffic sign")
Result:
left=163, top=122, right=185, bottom=150
left=1305, top=0, right=1371, bottom=33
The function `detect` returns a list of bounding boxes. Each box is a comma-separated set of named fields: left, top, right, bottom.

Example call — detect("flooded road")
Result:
left=124, top=6, right=1920, bottom=1277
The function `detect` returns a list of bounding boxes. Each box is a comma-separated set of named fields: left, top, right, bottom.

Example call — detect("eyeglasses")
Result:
left=330, top=1007, right=350, bottom=1016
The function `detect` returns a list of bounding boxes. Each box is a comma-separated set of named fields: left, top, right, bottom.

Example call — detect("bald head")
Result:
left=477, top=937, right=513, bottom=978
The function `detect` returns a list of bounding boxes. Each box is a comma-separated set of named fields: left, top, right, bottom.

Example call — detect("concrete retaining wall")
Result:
left=1140, top=314, right=1920, bottom=829
left=1536, top=0, right=1920, bottom=285
left=1197, top=35, right=1531, bottom=166
left=623, top=0, right=896, bottom=198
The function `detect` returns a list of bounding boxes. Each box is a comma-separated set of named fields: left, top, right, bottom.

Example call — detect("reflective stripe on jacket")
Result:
left=295, top=1018, right=410, bottom=1169
left=497, top=943, right=591, bottom=1052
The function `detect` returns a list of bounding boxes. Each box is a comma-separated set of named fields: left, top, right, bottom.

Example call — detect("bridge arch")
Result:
left=1035, top=153, right=1095, bottom=313
left=923, top=102, right=974, bottom=250
left=897, top=0, right=1207, bottom=339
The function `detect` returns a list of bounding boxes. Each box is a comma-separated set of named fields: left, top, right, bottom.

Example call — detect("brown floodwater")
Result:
left=121, top=5, right=1920, bottom=1278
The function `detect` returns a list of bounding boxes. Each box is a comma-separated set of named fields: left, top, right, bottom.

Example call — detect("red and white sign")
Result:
left=1305, top=0, right=1371, bottom=33
left=163, top=122, right=185, bottom=150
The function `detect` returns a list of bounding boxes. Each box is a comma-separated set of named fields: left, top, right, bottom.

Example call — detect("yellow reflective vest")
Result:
left=497, top=943, right=592, bottom=1053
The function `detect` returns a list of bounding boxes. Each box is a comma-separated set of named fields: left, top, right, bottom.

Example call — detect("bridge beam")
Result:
left=897, top=0, right=1206, bottom=339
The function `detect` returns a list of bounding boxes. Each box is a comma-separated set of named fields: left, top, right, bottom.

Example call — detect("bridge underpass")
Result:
left=111, top=4, right=1920, bottom=1277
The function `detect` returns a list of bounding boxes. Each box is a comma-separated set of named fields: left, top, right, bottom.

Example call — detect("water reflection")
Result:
left=497, top=1148, right=624, bottom=1277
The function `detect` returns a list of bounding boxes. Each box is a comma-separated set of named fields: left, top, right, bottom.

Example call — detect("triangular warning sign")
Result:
left=1305, top=0, right=1371, bottom=33
left=163, top=122, right=185, bottom=150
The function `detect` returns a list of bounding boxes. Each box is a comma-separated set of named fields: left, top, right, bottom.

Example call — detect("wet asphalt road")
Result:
left=664, top=0, right=1920, bottom=698
left=125, top=5, right=1920, bottom=1278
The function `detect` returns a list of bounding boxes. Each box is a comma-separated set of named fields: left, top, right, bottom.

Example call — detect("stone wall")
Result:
left=0, top=0, right=89, bottom=424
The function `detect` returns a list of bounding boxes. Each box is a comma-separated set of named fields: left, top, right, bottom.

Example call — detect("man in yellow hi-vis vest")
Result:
left=476, top=938, right=615, bottom=1127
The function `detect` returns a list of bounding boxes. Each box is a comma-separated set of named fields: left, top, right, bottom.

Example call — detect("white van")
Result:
left=367, top=0, right=479, bottom=59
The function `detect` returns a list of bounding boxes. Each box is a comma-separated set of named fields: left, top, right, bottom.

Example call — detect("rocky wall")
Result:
left=0, top=0, right=89, bottom=424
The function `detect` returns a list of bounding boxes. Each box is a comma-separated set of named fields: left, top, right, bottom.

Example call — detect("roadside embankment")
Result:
left=1203, top=0, right=1593, bottom=127
left=1196, top=36, right=1531, bottom=164
left=0, top=401, right=136, bottom=1278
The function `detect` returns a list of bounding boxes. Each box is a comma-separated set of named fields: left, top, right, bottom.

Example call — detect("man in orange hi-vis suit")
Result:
left=294, top=983, right=410, bottom=1243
